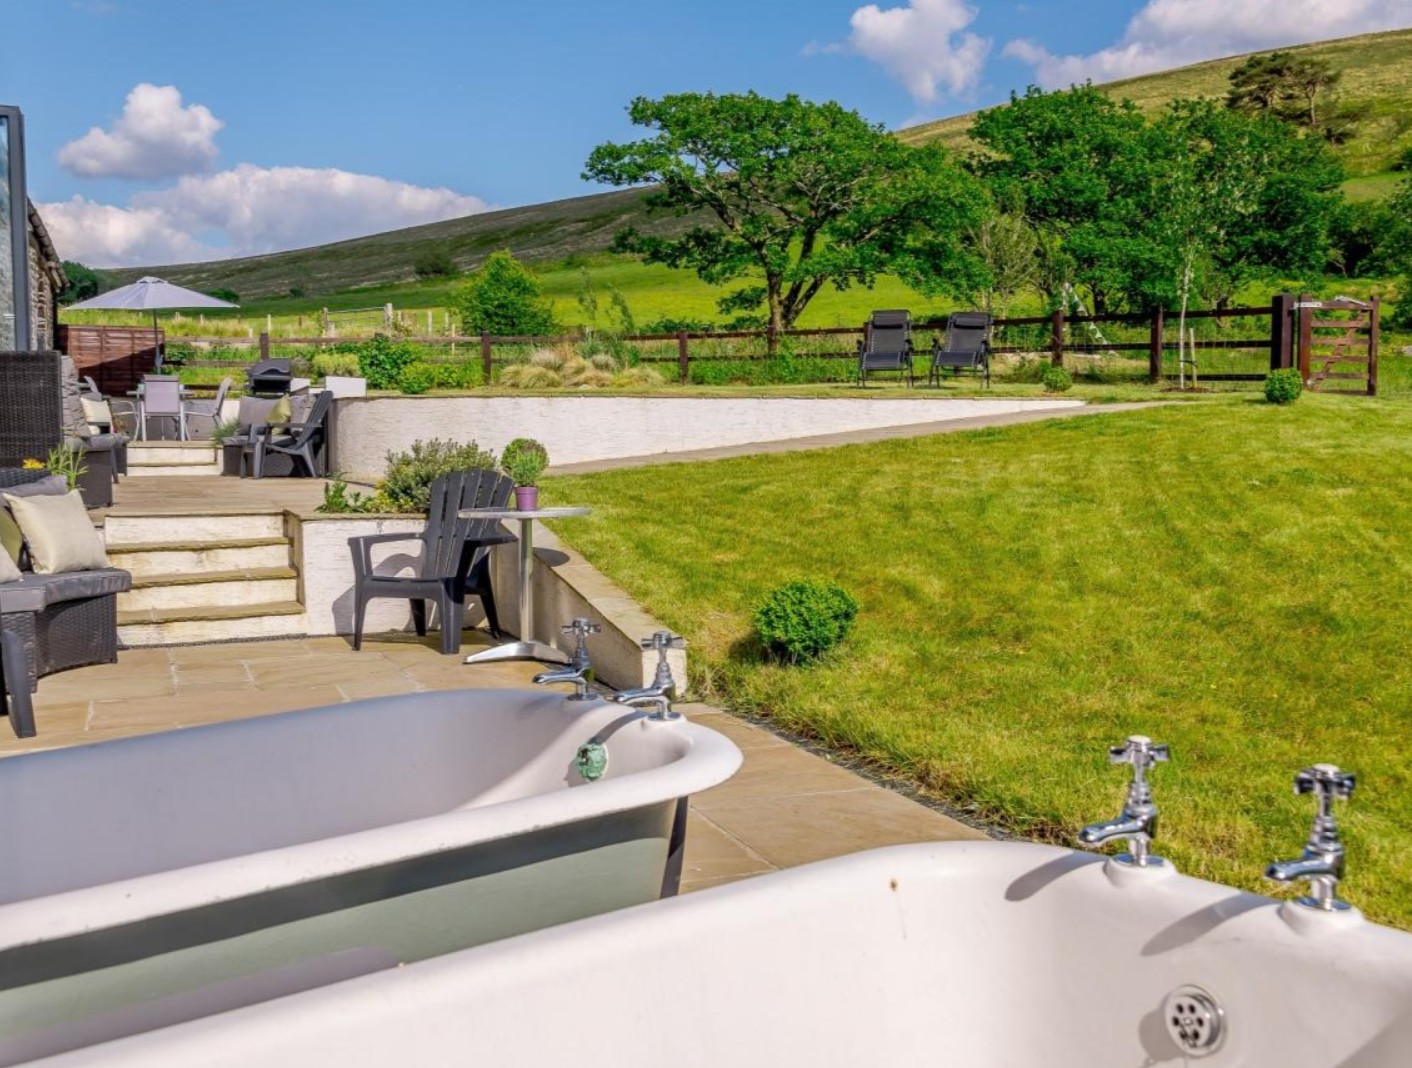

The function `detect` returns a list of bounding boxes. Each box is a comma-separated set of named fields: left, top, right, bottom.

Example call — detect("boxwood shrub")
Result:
left=752, top=579, right=859, bottom=664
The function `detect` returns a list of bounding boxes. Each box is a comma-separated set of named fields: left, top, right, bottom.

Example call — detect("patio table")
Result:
left=460, top=506, right=590, bottom=666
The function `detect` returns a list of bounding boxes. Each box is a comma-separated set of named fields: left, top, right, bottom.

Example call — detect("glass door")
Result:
left=0, top=106, right=31, bottom=351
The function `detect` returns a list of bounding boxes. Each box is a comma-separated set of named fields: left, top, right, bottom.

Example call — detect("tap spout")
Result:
left=1266, top=854, right=1342, bottom=884
left=1079, top=813, right=1154, bottom=847
left=532, top=663, right=595, bottom=701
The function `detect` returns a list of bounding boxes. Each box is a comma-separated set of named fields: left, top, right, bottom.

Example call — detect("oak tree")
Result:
left=584, top=92, right=989, bottom=346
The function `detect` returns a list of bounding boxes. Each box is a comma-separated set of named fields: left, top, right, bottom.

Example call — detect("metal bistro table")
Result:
left=461, top=506, right=590, bottom=665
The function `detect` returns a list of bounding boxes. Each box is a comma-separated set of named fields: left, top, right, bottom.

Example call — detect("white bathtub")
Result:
left=41, top=841, right=1412, bottom=1067
left=0, top=688, right=740, bottom=1064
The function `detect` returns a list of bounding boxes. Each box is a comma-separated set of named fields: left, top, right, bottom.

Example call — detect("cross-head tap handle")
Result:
left=640, top=630, right=686, bottom=653
left=1110, top=735, right=1169, bottom=803
left=640, top=630, right=685, bottom=691
left=1295, top=763, right=1354, bottom=842
left=562, top=618, right=602, bottom=662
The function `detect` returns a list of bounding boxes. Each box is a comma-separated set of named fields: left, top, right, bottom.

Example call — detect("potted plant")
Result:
left=501, top=438, right=549, bottom=511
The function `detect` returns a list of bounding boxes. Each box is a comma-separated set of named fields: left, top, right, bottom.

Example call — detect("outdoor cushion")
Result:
left=30, top=568, right=131, bottom=602
left=269, top=394, right=294, bottom=424
left=0, top=509, right=23, bottom=567
left=2, top=491, right=109, bottom=574
left=2, top=476, right=68, bottom=499
left=0, top=545, right=19, bottom=583
left=236, top=396, right=280, bottom=431
left=81, top=396, right=116, bottom=433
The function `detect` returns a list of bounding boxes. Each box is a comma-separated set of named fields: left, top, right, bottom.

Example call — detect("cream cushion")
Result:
left=0, top=542, right=19, bottom=583
left=2, top=491, right=109, bottom=574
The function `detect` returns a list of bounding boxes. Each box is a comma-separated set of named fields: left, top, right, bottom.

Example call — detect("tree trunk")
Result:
left=766, top=277, right=785, bottom=356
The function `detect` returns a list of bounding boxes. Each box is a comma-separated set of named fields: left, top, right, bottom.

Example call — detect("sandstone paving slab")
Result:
left=699, top=784, right=989, bottom=870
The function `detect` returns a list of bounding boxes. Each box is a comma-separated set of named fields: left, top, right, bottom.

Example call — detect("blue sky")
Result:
left=4, top=0, right=1409, bottom=267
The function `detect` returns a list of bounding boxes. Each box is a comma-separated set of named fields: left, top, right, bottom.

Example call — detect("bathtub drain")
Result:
left=1162, top=985, right=1225, bottom=1058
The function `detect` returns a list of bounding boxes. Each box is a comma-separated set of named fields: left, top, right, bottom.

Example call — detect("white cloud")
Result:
left=40, top=165, right=490, bottom=267
left=58, top=84, right=222, bottom=180
left=837, top=0, right=992, bottom=103
left=1006, top=0, right=1412, bottom=88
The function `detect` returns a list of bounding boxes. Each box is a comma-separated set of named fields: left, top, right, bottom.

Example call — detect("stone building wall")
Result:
left=26, top=203, right=63, bottom=349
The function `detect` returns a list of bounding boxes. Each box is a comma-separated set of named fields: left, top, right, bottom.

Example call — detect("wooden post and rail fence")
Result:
left=58, top=292, right=1381, bottom=396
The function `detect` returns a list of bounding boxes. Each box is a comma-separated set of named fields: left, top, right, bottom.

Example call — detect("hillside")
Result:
left=109, top=188, right=708, bottom=301
left=112, top=28, right=1412, bottom=301
left=898, top=26, right=1412, bottom=178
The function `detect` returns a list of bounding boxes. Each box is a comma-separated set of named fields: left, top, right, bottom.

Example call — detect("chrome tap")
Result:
left=1266, top=763, right=1356, bottom=912
left=532, top=619, right=601, bottom=701
left=610, top=631, right=686, bottom=720
left=1079, top=735, right=1170, bottom=868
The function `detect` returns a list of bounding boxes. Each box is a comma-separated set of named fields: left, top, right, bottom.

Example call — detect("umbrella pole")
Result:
left=152, top=310, right=162, bottom=372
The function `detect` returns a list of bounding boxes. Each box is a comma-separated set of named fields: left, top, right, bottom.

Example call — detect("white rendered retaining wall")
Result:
left=291, top=514, right=681, bottom=692
left=331, top=396, right=1084, bottom=480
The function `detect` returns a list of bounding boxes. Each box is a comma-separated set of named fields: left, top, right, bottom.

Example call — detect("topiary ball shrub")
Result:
left=1040, top=363, right=1073, bottom=393
left=752, top=579, right=859, bottom=665
left=1265, top=368, right=1303, bottom=405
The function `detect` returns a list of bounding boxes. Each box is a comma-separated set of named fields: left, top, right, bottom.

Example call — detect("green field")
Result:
left=543, top=395, right=1412, bottom=927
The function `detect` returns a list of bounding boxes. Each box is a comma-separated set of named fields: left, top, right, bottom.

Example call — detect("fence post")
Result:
left=1368, top=296, right=1380, bottom=397
left=480, top=332, right=493, bottom=386
left=1050, top=308, right=1064, bottom=366
left=1297, top=293, right=1314, bottom=386
left=677, top=331, right=690, bottom=384
left=1148, top=306, right=1164, bottom=383
left=1270, top=293, right=1293, bottom=370
left=259, top=332, right=270, bottom=361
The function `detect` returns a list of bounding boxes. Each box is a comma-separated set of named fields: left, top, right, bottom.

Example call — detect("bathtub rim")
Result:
left=35, top=840, right=1412, bottom=1068
left=0, top=691, right=742, bottom=949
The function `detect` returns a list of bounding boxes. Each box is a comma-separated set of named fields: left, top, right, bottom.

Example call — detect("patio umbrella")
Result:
left=66, top=276, right=238, bottom=370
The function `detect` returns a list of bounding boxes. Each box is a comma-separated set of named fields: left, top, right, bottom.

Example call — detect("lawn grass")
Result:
left=543, top=395, right=1412, bottom=926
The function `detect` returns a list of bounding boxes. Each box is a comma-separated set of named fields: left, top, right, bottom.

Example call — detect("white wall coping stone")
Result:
left=331, top=395, right=1085, bottom=479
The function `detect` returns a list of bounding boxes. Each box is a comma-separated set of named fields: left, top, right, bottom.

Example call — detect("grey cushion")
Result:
left=2, top=476, right=68, bottom=499
left=32, top=568, right=132, bottom=603
left=237, top=396, right=280, bottom=432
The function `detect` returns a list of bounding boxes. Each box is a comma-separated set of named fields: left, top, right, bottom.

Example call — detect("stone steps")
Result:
left=126, top=441, right=221, bottom=477
left=122, top=566, right=299, bottom=612
left=104, top=512, right=286, bottom=546
left=106, top=538, right=292, bottom=578
left=117, top=601, right=307, bottom=647
left=104, top=508, right=307, bottom=647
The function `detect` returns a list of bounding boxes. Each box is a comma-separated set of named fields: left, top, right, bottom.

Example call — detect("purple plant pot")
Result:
left=515, top=485, right=539, bottom=512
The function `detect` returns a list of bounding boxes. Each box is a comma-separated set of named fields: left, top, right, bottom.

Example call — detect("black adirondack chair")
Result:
left=349, top=470, right=515, bottom=655
left=928, top=311, right=992, bottom=388
left=245, top=390, right=333, bottom=478
left=856, top=310, right=914, bottom=386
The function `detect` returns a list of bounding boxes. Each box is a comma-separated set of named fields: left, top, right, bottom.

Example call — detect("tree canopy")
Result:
left=967, top=85, right=1344, bottom=314
left=56, top=261, right=110, bottom=304
left=455, top=250, right=555, bottom=336
left=583, top=92, right=989, bottom=342
left=1226, top=51, right=1342, bottom=130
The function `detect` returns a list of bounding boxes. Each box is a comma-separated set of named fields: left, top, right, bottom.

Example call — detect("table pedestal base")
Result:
left=464, top=639, right=570, bottom=666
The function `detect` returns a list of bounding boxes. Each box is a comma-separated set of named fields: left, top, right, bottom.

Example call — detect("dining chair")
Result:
left=140, top=375, right=187, bottom=441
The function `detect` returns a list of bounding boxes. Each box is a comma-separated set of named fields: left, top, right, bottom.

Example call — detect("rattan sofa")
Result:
left=0, top=468, right=131, bottom=699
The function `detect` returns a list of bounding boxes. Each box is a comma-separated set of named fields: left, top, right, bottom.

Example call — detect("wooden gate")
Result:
left=1295, top=296, right=1379, bottom=396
